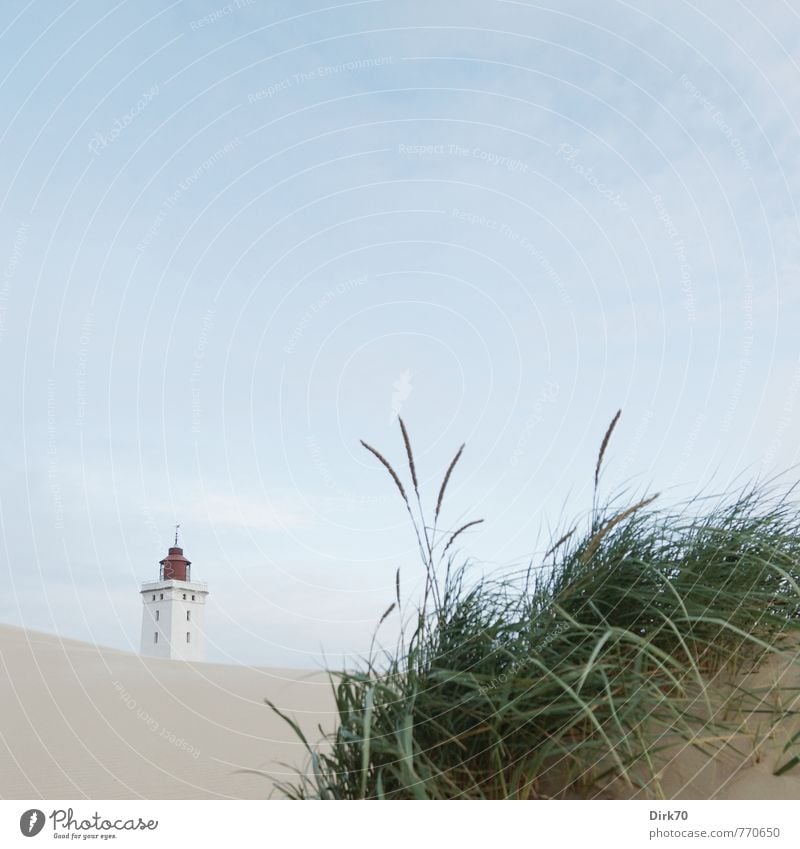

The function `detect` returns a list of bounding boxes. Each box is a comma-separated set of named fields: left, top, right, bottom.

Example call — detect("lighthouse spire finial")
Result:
left=174, top=523, right=180, bottom=547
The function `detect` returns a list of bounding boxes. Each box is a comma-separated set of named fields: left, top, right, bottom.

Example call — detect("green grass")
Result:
left=269, top=415, right=800, bottom=799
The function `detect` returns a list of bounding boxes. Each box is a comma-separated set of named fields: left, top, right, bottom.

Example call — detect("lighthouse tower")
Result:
left=140, top=528, right=209, bottom=662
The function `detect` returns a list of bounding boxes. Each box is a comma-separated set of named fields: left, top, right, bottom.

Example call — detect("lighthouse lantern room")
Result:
left=140, top=527, right=208, bottom=662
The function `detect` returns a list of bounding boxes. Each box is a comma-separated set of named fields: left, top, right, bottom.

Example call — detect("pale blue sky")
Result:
left=1, top=0, right=799, bottom=666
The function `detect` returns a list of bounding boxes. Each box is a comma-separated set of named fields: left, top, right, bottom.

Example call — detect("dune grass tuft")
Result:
left=269, top=415, right=800, bottom=799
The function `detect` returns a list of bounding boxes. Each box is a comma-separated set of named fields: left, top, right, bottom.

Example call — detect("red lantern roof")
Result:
left=159, top=546, right=191, bottom=582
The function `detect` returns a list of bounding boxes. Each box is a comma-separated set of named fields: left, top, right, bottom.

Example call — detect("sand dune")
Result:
left=2, top=623, right=799, bottom=799
left=603, top=640, right=800, bottom=800
left=0, top=624, right=332, bottom=799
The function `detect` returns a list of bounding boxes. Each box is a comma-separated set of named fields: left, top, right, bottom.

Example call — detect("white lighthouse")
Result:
left=140, top=528, right=209, bottom=662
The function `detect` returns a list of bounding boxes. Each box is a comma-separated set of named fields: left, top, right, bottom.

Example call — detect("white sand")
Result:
left=0, top=624, right=332, bottom=799
left=2, top=623, right=799, bottom=799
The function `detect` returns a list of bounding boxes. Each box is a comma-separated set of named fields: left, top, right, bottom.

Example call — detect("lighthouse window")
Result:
left=186, top=611, right=190, bottom=622
left=155, top=610, right=160, bottom=622
left=152, top=594, right=156, bottom=601
left=160, top=593, right=164, bottom=600
left=154, top=632, right=158, bottom=644
left=186, top=632, right=191, bottom=643
left=191, top=594, right=195, bottom=600
left=182, top=593, right=186, bottom=600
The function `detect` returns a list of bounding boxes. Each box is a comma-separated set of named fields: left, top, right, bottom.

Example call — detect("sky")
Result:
left=1, top=0, right=799, bottom=667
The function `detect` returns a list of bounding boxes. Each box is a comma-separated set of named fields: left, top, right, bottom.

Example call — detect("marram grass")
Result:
left=269, top=415, right=800, bottom=799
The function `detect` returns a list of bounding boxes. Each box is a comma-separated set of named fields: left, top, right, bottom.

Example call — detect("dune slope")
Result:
left=0, top=624, right=332, bottom=799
